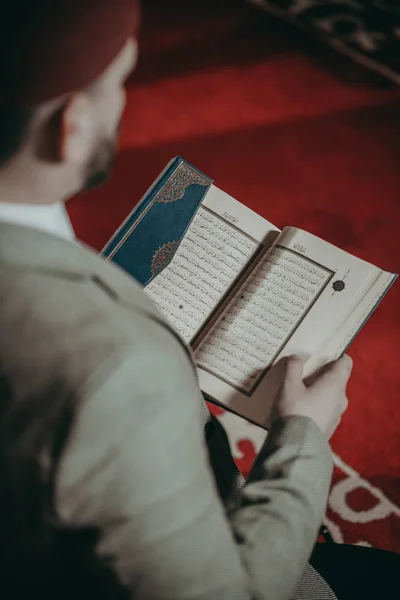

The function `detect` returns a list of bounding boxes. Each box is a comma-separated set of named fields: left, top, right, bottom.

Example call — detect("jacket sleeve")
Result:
left=55, top=333, right=333, bottom=600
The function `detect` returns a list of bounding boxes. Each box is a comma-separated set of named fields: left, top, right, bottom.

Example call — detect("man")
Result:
left=0, top=2, right=352, bottom=598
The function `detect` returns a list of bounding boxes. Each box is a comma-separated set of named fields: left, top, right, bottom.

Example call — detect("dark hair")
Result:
left=0, top=105, right=37, bottom=167
left=0, top=4, right=42, bottom=167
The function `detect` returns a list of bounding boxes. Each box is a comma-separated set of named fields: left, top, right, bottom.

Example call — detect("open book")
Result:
left=103, top=158, right=397, bottom=428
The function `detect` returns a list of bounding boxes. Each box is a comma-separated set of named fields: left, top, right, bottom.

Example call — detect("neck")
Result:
left=0, top=155, right=75, bottom=206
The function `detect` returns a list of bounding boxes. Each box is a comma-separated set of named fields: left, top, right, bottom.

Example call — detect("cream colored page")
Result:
left=197, top=226, right=379, bottom=427
left=195, top=245, right=331, bottom=392
left=309, top=269, right=396, bottom=371
left=277, top=228, right=381, bottom=375
left=145, top=185, right=280, bottom=342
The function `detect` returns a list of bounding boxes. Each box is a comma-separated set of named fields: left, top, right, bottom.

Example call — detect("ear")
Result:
left=59, top=94, right=92, bottom=164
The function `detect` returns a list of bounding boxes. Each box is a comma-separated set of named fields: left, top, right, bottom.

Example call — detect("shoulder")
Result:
left=0, top=257, right=194, bottom=403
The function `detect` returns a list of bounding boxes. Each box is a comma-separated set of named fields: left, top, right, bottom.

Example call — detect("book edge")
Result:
left=341, top=272, right=398, bottom=356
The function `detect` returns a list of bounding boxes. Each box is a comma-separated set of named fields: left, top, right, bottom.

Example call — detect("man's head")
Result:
left=57, top=38, right=138, bottom=192
left=0, top=1, right=139, bottom=203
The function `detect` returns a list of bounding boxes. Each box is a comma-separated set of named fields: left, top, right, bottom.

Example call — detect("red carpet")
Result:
left=68, top=0, right=400, bottom=552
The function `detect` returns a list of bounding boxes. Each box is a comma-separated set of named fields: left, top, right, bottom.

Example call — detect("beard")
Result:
left=82, top=130, right=119, bottom=191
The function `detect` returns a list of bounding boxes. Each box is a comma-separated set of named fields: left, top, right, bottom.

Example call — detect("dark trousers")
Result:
left=310, top=543, right=400, bottom=600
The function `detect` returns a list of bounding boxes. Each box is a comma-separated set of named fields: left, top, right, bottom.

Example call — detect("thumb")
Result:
left=313, top=354, right=353, bottom=390
left=283, top=355, right=305, bottom=392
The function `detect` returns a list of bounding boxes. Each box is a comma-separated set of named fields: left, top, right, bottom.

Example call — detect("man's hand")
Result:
left=272, top=354, right=353, bottom=439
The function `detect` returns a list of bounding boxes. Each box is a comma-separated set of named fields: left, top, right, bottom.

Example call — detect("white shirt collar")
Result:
left=0, top=201, right=76, bottom=242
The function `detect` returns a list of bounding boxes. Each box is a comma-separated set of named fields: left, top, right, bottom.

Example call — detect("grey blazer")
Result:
left=0, top=222, right=335, bottom=599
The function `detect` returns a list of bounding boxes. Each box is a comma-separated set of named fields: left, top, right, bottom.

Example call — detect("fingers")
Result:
left=336, top=395, right=348, bottom=419
left=341, top=354, right=353, bottom=372
left=314, top=354, right=353, bottom=389
left=328, top=416, right=342, bottom=440
left=283, top=355, right=305, bottom=392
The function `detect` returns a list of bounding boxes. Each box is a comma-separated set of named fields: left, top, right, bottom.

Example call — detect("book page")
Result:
left=308, top=269, right=396, bottom=371
left=275, top=228, right=390, bottom=376
left=197, top=226, right=388, bottom=427
left=194, top=245, right=332, bottom=393
left=145, top=185, right=280, bottom=343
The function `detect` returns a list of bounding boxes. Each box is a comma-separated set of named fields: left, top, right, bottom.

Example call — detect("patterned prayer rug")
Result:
left=210, top=404, right=400, bottom=553
left=248, top=0, right=400, bottom=84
